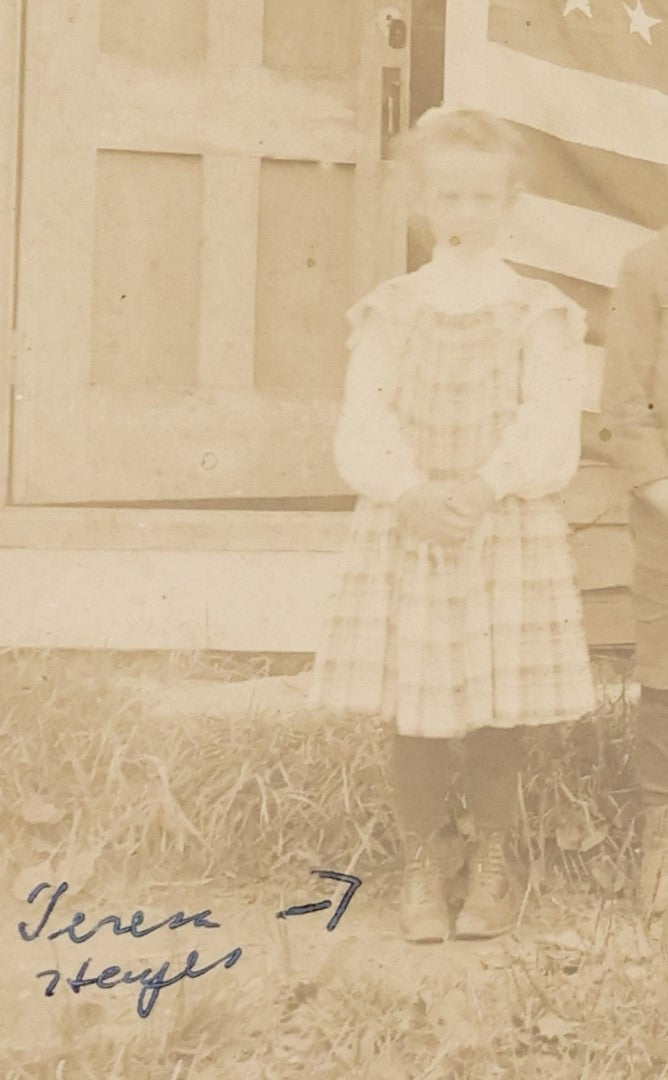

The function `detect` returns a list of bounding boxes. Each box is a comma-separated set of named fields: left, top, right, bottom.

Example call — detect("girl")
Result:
left=309, top=109, right=595, bottom=943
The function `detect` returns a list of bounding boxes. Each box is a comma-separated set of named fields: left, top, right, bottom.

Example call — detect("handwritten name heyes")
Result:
left=18, top=871, right=362, bottom=1019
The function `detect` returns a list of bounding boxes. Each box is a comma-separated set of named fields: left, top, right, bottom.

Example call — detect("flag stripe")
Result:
left=482, top=42, right=668, bottom=163
left=516, top=125, right=668, bottom=232
left=443, top=1, right=668, bottom=161
left=502, top=194, right=651, bottom=287
left=489, top=0, right=668, bottom=95
left=443, top=0, right=490, bottom=107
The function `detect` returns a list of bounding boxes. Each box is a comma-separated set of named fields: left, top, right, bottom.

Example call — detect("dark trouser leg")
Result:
left=462, top=725, right=524, bottom=834
left=636, top=688, right=668, bottom=921
left=637, top=687, right=668, bottom=808
left=630, top=500, right=668, bottom=808
left=391, top=733, right=456, bottom=855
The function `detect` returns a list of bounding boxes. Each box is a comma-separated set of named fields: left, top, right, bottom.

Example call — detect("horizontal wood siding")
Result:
left=582, top=588, right=634, bottom=648
left=0, top=553, right=634, bottom=653
left=0, top=465, right=635, bottom=651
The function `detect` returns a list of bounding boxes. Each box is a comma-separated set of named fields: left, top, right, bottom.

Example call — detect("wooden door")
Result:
left=11, top=0, right=410, bottom=503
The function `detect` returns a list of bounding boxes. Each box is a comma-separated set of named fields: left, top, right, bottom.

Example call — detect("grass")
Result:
left=0, top=648, right=666, bottom=1078
left=0, top=649, right=396, bottom=901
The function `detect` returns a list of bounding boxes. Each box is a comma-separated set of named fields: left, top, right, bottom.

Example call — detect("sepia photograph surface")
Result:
left=0, top=1, right=667, bottom=1076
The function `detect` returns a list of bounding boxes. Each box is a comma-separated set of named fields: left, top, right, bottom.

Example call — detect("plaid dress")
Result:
left=310, top=273, right=596, bottom=738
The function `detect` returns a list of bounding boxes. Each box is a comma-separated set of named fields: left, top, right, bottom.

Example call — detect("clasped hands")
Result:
left=396, top=476, right=496, bottom=549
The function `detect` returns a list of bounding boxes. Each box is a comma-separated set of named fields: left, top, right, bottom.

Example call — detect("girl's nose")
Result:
left=456, top=196, right=476, bottom=220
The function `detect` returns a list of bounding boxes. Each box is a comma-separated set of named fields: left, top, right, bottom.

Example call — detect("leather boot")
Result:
left=399, top=859, right=449, bottom=943
left=454, top=831, right=518, bottom=940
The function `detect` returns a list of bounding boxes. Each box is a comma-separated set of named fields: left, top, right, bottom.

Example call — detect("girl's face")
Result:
left=420, top=147, right=518, bottom=255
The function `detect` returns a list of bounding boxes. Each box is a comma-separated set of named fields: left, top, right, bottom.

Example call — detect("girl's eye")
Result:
left=433, top=192, right=498, bottom=203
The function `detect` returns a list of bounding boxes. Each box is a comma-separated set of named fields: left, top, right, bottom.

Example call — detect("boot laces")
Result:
left=474, top=835, right=508, bottom=896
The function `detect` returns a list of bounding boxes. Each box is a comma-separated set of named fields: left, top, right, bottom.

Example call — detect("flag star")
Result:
left=563, top=0, right=592, bottom=16
left=623, top=0, right=662, bottom=43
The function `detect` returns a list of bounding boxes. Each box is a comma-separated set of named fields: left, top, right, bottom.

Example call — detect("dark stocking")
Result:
left=462, top=726, right=524, bottom=834
left=392, top=734, right=458, bottom=855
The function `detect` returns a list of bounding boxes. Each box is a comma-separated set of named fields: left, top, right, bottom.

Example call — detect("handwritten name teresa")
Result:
left=18, top=871, right=362, bottom=1019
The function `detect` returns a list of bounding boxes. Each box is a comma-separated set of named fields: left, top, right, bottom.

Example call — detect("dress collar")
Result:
left=412, top=243, right=520, bottom=314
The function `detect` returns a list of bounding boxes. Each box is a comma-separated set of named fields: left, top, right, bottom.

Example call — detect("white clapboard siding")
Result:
left=0, top=554, right=633, bottom=651
left=0, top=465, right=634, bottom=651
left=0, top=546, right=632, bottom=651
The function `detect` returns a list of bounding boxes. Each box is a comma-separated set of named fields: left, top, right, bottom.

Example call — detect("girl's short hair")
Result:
left=397, top=107, right=525, bottom=183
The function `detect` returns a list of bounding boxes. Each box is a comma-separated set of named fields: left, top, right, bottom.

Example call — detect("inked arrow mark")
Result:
left=276, top=870, right=362, bottom=932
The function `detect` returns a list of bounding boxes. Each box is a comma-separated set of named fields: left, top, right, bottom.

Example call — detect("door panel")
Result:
left=254, top=159, right=355, bottom=393
left=99, top=0, right=208, bottom=66
left=263, top=0, right=356, bottom=74
left=91, top=149, right=203, bottom=387
left=13, top=0, right=410, bottom=503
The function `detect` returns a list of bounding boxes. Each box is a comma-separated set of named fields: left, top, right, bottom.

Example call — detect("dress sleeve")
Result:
left=477, top=287, right=587, bottom=501
left=333, top=286, right=428, bottom=503
left=600, top=243, right=668, bottom=491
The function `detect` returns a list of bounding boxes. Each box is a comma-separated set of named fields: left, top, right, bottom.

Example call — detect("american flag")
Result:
left=441, top=0, right=668, bottom=413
